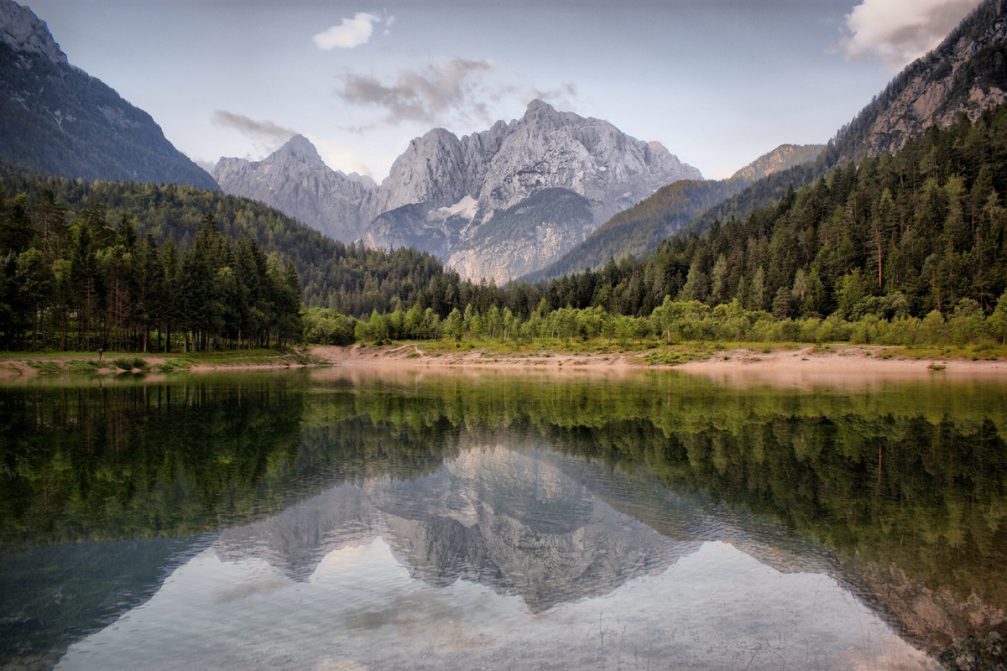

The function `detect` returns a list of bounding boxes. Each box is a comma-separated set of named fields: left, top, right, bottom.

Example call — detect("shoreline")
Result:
left=2, top=343, right=1006, bottom=382
left=0, top=349, right=318, bottom=379
left=310, top=343, right=1007, bottom=378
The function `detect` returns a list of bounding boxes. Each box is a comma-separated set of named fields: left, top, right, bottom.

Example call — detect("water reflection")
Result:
left=60, top=447, right=935, bottom=670
left=1, top=370, right=1005, bottom=669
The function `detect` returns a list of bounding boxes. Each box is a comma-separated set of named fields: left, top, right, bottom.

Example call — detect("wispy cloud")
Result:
left=340, top=58, right=493, bottom=124
left=314, top=12, right=389, bottom=50
left=212, top=110, right=296, bottom=152
left=839, top=0, right=982, bottom=70
left=338, top=58, right=578, bottom=127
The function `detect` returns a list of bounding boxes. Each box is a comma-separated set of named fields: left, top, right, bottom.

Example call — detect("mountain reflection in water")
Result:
left=1, top=370, right=1004, bottom=669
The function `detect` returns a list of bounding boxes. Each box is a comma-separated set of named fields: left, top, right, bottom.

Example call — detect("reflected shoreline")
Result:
left=1, top=369, right=1005, bottom=668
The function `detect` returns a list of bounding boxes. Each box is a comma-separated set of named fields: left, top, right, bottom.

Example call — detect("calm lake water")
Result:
left=1, top=368, right=1005, bottom=670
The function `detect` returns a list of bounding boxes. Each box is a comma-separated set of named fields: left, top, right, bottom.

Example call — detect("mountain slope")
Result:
left=213, top=135, right=376, bottom=243
left=529, top=104, right=1007, bottom=320
left=690, top=0, right=1007, bottom=236
left=529, top=144, right=823, bottom=281
left=0, top=0, right=217, bottom=190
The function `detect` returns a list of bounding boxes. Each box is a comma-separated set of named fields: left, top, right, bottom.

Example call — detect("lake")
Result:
left=1, top=368, right=1005, bottom=670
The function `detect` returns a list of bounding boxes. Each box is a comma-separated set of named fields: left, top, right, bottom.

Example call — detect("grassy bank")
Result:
left=0, top=348, right=321, bottom=376
left=370, top=338, right=1007, bottom=363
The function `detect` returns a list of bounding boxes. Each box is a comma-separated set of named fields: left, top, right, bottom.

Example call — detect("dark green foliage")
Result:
left=0, top=169, right=490, bottom=339
left=0, top=189, right=304, bottom=350
left=0, top=41, right=218, bottom=191
left=689, top=0, right=1007, bottom=240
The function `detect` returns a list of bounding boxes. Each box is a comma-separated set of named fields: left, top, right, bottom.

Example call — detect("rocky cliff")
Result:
left=834, top=0, right=1007, bottom=161
left=365, top=100, right=701, bottom=283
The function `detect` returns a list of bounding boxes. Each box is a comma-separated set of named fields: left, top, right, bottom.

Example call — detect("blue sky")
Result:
left=27, top=0, right=983, bottom=180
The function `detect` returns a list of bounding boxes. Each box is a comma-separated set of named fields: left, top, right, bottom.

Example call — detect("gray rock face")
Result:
left=364, top=99, right=701, bottom=282
left=373, top=128, right=469, bottom=215
left=0, top=0, right=219, bottom=190
left=446, top=188, right=595, bottom=284
left=836, top=0, right=1007, bottom=160
left=218, top=100, right=699, bottom=282
left=0, top=0, right=64, bottom=64
left=213, top=134, right=376, bottom=243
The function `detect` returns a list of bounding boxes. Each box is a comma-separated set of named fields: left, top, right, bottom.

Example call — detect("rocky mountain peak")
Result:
left=213, top=135, right=376, bottom=243
left=375, top=127, right=467, bottom=213
left=0, top=0, right=66, bottom=65
left=729, top=143, right=825, bottom=184
left=272, top=134, right=324, bottom=165
left=0, top=0, right=218, bottom=189
left=220, top=100, right=701, bottom=282
left=523, top=98, right=565, bottom=122
left=834, top=0, right=1007, bottom=160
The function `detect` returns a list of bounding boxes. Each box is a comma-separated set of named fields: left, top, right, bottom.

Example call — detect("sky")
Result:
left=26, top=0, right=984, bottom=180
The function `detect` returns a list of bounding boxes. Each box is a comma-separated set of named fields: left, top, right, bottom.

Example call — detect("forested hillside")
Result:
left=535, top=107, right=1007, bottom=320
left=6, top=106, right=1007, bottom=351
left=323, top=107, right=1007, bottom=350
left=0, top=168, right=468, bottom=307
left=0, top=169, right=491, bottom=350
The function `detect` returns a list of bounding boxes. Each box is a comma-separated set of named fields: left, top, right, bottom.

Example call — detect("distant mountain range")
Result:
left=215, top=100, right=701, bottom=283
left=0, top=0, right=217, bottom=190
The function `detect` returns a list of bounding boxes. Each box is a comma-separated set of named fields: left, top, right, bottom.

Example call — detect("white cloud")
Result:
left=313, top=12, right=382, bottom=50
left=840, top=0, right=982, bottom=70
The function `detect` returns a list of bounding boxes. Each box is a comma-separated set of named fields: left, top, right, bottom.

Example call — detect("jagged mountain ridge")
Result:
left=0, top=0, right=218, bottom=190
left=369, top=100, right=701, bottom=283
left=215, top=100, right=700, bottom=282
left=527, top=143, right=824, bottom=281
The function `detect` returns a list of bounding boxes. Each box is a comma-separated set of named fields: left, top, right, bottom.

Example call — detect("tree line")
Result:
left=0, top=197, right=301, bottom=351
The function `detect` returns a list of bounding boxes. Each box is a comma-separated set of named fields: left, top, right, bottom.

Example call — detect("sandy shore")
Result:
left=310, top=343, right=1007, bottom=387
left=673, top=345, right=1007, bottom=387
